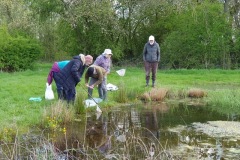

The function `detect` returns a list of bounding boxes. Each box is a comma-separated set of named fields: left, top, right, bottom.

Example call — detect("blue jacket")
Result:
left=143, top=42, right=160, bottom=62
left=54, top=56, right=85, bottom=90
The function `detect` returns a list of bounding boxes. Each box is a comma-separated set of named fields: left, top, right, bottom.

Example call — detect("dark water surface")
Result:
left=57, top=102, right=240, bottom=159
left=2, top=102, right=240, bottom=159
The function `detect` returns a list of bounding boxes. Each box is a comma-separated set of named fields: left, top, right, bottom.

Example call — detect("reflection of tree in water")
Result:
left=83, top=104, right=176, bottom=158
left=86, top=112, right=112, bottom=154
left=141, top=103, right=169, bottom=139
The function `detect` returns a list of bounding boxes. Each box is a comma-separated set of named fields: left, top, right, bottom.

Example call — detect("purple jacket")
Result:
left=47, top=61, right=69, bottom=85
left=47, top=62, right=60, bottom=85
left=94, top=55, right=111, bottom=73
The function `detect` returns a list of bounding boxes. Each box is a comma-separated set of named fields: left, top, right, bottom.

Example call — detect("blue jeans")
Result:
left=88, top=76, right=107, bottom=100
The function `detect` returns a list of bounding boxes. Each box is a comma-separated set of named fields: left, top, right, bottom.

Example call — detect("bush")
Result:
left=0, top=27, right=42, bottom=72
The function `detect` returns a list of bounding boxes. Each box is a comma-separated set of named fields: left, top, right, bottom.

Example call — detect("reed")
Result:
left=42, top=101, right=75, bottom=127
left=140, top=88, right=168, bottom=101
left=113, top=82, right=128, bottom=103
left=0, top=126, right=182, bottom=159
left=74, top=91, right=86, bottom=114
left=188, top=88, right=207, bottom=98
left=207, top=90, right=240, bottom=113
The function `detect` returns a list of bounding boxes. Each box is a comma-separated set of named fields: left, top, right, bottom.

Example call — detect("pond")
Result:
left=1, top=102, right=240, bottom=159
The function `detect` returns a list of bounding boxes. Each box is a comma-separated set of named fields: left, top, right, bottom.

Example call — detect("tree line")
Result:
left=0, top=0, right=240, bottom=71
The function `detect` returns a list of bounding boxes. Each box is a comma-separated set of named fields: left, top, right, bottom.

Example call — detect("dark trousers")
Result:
left=53, top=72, right=65, bottom=99
left=64, top=88, right=76, bottom=104
left=144, top=61, right=158, bottom=82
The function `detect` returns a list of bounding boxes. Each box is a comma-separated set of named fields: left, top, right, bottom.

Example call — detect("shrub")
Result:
left=0, top=26, right=42, bottom=72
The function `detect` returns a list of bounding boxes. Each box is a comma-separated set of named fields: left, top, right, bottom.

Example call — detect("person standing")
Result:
left=85, top=65, right=107, bottom=99
left=54, top=54, right=93, bottom=103
left=143, top=35, right=160, bottom=87
left=88, top=49, right=112, bottom=101
left=47, top=60, right=70, bottom=99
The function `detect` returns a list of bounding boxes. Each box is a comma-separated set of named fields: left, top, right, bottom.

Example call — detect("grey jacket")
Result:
left=143, top=42, right=160, bottom=62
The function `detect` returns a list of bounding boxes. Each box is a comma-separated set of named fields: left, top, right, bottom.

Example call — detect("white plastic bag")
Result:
left=45, top=83, right=54, bottom=100
left=84, top=98, right=103, bottom=107
left=106, top=83, right=118, bottom=91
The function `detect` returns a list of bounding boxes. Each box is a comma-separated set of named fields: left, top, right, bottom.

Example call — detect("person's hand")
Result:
left=89, top=85, right=94, bottom=89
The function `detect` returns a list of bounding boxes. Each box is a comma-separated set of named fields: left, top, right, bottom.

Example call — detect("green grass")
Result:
left=0, top=63, right=240, bottom=135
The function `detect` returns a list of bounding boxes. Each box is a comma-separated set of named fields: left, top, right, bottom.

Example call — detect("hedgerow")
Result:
left=0, top=27, right=42, bottom=72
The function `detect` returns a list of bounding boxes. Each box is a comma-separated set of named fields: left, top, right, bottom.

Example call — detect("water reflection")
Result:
left=81, top=102, right=240, bottom=159
left=3, top=102, right=239, bottom=159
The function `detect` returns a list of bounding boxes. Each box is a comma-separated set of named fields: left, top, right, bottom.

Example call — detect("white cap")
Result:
left=103, top=49, right=112, bottom=55
left=149, top=35, right=155, bottom=41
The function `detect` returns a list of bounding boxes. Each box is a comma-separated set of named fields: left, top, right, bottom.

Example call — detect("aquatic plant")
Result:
left=42, top=101, right=75, bottom=127
left=140, top=88, right=168, bottom=101
left=0, top=126, right=182, bottom=159
left=207, top=90, right=240, bottom=114
left=74, top=91, right=86, bottom=114
left=113, top=82, right=128, bottom=103
left=188, top=88, right=207, bottom=98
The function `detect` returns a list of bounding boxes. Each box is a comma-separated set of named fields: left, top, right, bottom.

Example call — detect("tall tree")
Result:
left=161, top=1, right=232, bottom=69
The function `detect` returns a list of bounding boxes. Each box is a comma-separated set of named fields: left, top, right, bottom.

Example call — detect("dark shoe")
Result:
left=146, top=79, right=149, bottom=87
left=152, top=81, right=155, bottom=88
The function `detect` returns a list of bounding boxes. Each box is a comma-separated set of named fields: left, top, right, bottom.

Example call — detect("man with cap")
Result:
left=85, top=65, right=107, bottom=100
left=54, top=54, right=93, bottom=103
left=143, top=35, right=160, bottom=87
left=87, top=49, right=112, bottom=100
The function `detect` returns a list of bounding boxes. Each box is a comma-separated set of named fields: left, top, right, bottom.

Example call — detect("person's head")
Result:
left=85, top=55, right=93, bottom=66
left=87, top=66, right=94, bottom=77
left=102, top=49, right=112, bottom=58
left=149, top=35, right=155, bottom=45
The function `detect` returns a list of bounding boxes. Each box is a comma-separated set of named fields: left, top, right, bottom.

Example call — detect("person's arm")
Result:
left=157, top=44, right=160, bottom=62
left=71, top=60, right=81, bottom=83
left=85, top=71, right=90, bottom=86
left=93, top=55, right=102, bottom=66
left=143, top=44, right=147, bottom=61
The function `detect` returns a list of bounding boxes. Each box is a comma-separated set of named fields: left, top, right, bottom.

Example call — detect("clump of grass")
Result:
left=126, top=88, right=141, bottom=101
left=74, top=91, right=86, bottom=114
left=113, top=82, right=128, bottom=103
left=165, top=88, right=177, bottom=99
left=42, top=101, right=75, bottom=127
left=139, top=92, right=151, bottom=102
left=178, top=88, right=188, bottom=98
left=150, top=88, right=168, bottom=101
left=207, top=90, right=240, bottom=113
left=140, top=88, right=168, bottom=101
left=188, top=88, right=207, bottom=98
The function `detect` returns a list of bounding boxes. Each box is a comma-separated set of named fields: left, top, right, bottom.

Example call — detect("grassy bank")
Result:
left=0, top=63, right=240, bottom=135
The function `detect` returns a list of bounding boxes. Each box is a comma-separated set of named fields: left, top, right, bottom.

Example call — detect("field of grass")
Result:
left=0, top=62, right=240, bottom=136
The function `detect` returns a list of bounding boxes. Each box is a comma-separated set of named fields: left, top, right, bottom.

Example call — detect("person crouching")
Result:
left=85, top=65, right=107, bottom=101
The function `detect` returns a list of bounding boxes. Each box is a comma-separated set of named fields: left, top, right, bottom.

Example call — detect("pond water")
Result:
left=52, top=102, right=240, bottom=159
left=2, top=102, right=240, bottom=159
